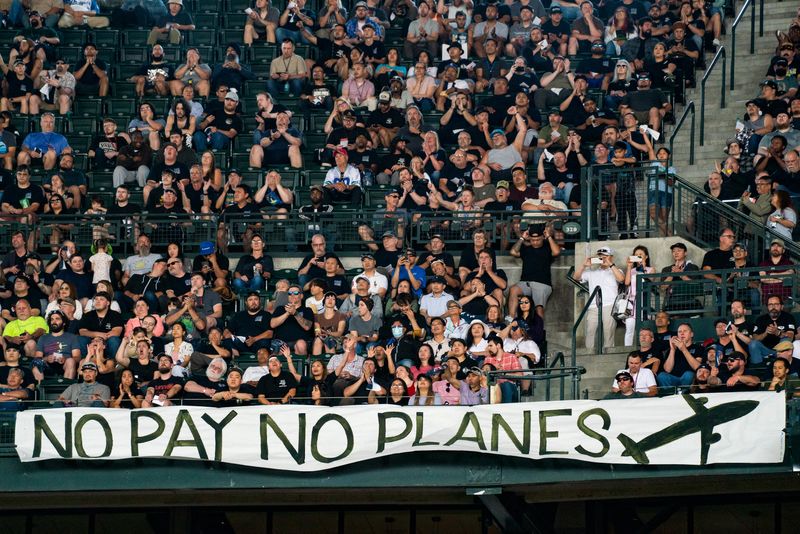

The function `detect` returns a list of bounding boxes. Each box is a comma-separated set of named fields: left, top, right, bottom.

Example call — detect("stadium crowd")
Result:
left=0, top=0, right=797, bottom=409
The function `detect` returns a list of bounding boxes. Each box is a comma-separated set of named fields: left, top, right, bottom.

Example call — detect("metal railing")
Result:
left=487, top=365, right=586, bottom=402
left=634, top=264, right=800, bottom=324
left=700, top=46, right=727, bottom=146
left=670, top=176, right=800, bottom=262
left=669, top=101, right=696, bottom=166
left=571, top=284, right=604, bottom=364
left=729, top=0, right=762, bottom=88
left=582, top=163, right=676, bottom=240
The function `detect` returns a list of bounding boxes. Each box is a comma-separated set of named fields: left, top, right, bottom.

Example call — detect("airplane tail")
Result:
left=618, top=433, right=650, bottom=465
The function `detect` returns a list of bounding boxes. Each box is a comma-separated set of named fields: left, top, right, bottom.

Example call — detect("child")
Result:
left=84, top=195, right=110, bottom=242
left=89, top=239, right=113, bottom=284
left=267, top=278, right=290, bottom=313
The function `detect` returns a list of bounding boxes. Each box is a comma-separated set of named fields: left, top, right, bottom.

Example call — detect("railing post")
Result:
left=700, top=79, right=706, bottom=146
left=750, top=0, right=756, bottom=54
left=721, top=50, right=727, bottom=109
left=730, top=25, right=736, bottom=89
left=690, top=102, right=696, bottom=165
left=759, top=0, right=764, bottom=37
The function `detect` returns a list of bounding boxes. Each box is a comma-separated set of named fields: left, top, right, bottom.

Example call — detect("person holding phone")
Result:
left=574, top=246, right=624, bottom=349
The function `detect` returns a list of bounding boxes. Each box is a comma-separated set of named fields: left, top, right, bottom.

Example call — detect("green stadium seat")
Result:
left=58, top=46, right=83, bottom=64
left=106, top=97, right=137, bottom=119
left=91, top=29, right=120, bottom=47
left=304, top=170, right=328, bottom=186
left=96, top=47, right=116, bottom=64
left=120, top=46, right=147, bottom=64
left=224, top=12, right=247, bottom=29
left=73, top=97, right=103, bottom=118
left=122, top=29, right=151, bottom=45
left=230, top=152, right=254, bottom=169
left=111, top=81, right=138, bottom=98
left=250, top=45, right=278, bottom=63
left=272, top=268, right=299, bottom=284
left=227, top=0, right=251, bottom=12
left=69, top=114, right=100, bottom=135
left=39, top=377, right=76, bottom=401
left=60, top=29, right=88, bottom=46
left=71, top=153, right=89, bottom=171
left=194, top=12, right=219, bottom=28
left=66, top=134, right=92, bottom=153
left=187, top=31, right=217, bottom=47
left=89, top=171, right=115, bottom=191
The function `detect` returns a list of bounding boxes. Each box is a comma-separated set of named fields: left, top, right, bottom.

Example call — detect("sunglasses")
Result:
left=288, top=290, right=301, bottom=295
left=618, top=376, right=632, bottom=382
left=167, top=262, right=180, bottom=267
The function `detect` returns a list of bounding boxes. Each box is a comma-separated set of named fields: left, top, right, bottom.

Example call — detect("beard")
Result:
left=49, top=323, right=64, bottom=333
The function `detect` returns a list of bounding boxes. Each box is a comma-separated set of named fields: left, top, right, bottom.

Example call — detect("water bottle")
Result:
left=363, top=169, right=374, bottom=187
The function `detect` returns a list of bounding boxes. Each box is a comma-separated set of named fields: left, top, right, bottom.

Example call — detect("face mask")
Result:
left=392, top=326, right=404, bottom=338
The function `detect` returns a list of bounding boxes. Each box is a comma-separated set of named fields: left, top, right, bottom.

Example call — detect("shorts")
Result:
left=647, top=188, right=673, bottom=208
left=515, top=281, right=553, bottom=309
left=632, top=109, right=651, bottom=124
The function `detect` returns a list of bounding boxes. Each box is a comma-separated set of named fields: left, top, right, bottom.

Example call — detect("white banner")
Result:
left=15, top=392, right=785, bottom=470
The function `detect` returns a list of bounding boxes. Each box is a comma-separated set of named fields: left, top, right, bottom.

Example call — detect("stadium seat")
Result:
left=59, top=29, right=87, bottom=46
left=72, top=97, right=103, bottom=118
left=91, top=29, right=120, bottom=47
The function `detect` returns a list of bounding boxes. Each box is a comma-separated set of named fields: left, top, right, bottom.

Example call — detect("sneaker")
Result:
left=712, top=38, right=721, bottom=47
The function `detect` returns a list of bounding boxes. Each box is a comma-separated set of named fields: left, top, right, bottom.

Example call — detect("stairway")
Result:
left=667, top=0, right=797, bottom=186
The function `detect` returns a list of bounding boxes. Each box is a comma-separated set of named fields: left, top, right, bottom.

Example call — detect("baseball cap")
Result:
left=496, top=180, right=510, bottom=190
left=381, top=230, right=396, bottom=238
left=81, top=362, right=98, bottom=371
left=615, top=370, right=633, bottom=381
left=199, top=241, right=215, bottom=255
left=429, top=275, right=446, bottom=285
left=771, top=237, right=785, bottom=247
left=224, top=90, right=239, bottom=102
left=310, top=184, right=324, bottom=193
left=58, top=296, right=76, bottom=307
left=333, top=147, right=348, bottom=157
left=466, top=367, right=484, bottom=377
left=761, top=79, right=778, bottom=90
left=670, top=242, right=687, bottom=251
left=775, top=341, right=794, bottom=352
left=342, top=109, right=357, bottom=119
left=378, top=91, right=391, bottom=103
left=550, top=5, right=562, bottom=13
left=490, top=128, right=506, bottom=137
left=361, top=252, right=375, bottom=260
left=596, top=246, right=615, bottom=256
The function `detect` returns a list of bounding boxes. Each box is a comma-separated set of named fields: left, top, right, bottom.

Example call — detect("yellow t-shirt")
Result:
left=3, top=316, right=49, bottom=338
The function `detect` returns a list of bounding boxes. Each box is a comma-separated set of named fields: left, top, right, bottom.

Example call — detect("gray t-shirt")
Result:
left=348, top=313, right=383, bottom=337
left=124, top=253, right=162, bottom=276
left=61, top=381, right=111, bottom=407
left=36, top=332, right=80, bottom=358
left=487, top=145, right=523, bottom=169
left=196, top=289, right=222, bottom=319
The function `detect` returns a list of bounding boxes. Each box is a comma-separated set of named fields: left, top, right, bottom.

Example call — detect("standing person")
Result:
left=508, top=225, right=561, bottom=319
left=622, top=245, right=655, bottom=346
left=574, top=246, right=624, bottom=349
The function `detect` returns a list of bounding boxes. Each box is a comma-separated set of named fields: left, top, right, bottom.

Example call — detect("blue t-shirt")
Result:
left=22, top=132, right=70, bottom=155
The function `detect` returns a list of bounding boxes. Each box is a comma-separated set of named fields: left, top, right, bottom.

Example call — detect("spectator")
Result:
left=71, top=43, right=108, bottom=97
left=276, top=0, right=316, bottom=44
left=58, top=0, right=109, bottom=28
left=1, top=165, right=44, bottom=224
left=194, top=89, right=242, bottom=151
left=147, top=0, right=194, bottom=46
left=603, top=370, right=642, bottom=399
left=29, top=57, right=74, bottom=115
left=482, top=113, right=527, bottom=181
left=767, top=190, right=797, bottom=240
left=661, top=241, right=702, bottom=313
left=748, top=295, right=796, bottom=364
left=16, top=112, right=69, bottom=170
left=211, top=43, right=254, bottom=92
left=3, top=298, right=47, bottom=357
left=169, top=47, right=212, bottom=98
left=142, top=354, right=183, bottom=407
left=250, top=111, right=303, bottom=169
left=568, top=1, right=603, bottom=56
left=656, top=323, right=702, bottom=388
left=244, top=0, right=280, bottom=45
left=55, top=362, right=110, bottom=407
left=112, top=131, right=152, bottom=189
left=267, top=38, right=307, bottom=97
left=270, top=284, right=313, bottom=356
left=323, top=147, right=363, bottom=207
left=1, top=59, right=34, bottom=115
left=131, top=44, right=174, bottom=97
left=509, top=225, right=560, bottom=318
left=619, top=72, right=671, bottom=132
left=575, top=246, right=624, bottom=349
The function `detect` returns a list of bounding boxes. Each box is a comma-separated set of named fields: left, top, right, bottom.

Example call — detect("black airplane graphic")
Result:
left=617, top=395, right=759, bottom=465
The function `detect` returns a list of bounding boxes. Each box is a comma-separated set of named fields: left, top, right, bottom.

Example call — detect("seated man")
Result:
left=147, top=0, right=195, bottom=45
left=29, top=58, right=75, bottom=116
left=748, top=295, right=796, bottom=365
left=142, top=354, right=184, bottom=407
left=619, top=72, right=670, bottom=132
left=58, top=0, right=110, bottom=28
left=16, top=113, right=70, bottom=170
left=2, top=299, right=48, bottom=358
left=266, top=38, right=308, bottom=96
left=249, top=111, right=303, bottom=169
left=656, top=323, right=702, bottom=389
left=323, top=147, right=363, bottom=207
left=54, top=362, right=110, bottom=407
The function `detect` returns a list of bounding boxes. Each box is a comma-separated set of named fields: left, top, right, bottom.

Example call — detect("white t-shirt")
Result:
left=611, top=367, right=657, bottom=393
left=420, top=291, right=454, bottom=319
left=580, top=266, right=620, bottom=308
left=503, top=337, right=541, bottom=364
left=352, top=271, right=388, bottom=296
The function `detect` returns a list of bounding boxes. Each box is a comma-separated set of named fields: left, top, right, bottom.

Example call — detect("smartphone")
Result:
left=590, top=258, right=603, bottom=265
left=725, top=321, right=732, bottom=333
left=629, top=256, right=642, bottom=262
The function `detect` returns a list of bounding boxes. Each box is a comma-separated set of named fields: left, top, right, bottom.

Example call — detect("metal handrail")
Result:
left=668, top=101, right=696, bottom=166
left=571, top=285, right=604, bottom=368
left=566, top=266, right=589, bottom=293
left=729, top=0, right=758, bottom=88
left=700, top=46, right=727, bottom=146
left=487, top=365, right=586, bottom=401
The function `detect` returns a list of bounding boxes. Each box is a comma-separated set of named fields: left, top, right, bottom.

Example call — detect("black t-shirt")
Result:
left=74, top=58, right=108, bottom=86
left=541, top=19, right=570, bottom=39
left=79, top=309, right=124, bottom=335
left=146, top=162, right=190, bottom=187
left=358, top=40, right=386, bottom=62
left=315, top=37, right=351, bottom=64
left=367, top=107, right=405, bottom=129
left=702, top=248, right=735, bottom=271
left=3, top=183, right=45, bottom=211
left=326, top=125, right=370, bottom=147
left=378, top=151, right=413, bottom=173
left=668, top=342, right=702, bottom=377
left=182, top=376, right=227, bottom=405
left=136, top=61, right=175, bottom=83
left=0, top=365, right=35, bottom=389
left=166, top=273, right=192, bottom=297
left=228, top=309, right=272, bottom=338
left=256, top=370, right=298, bottom=402
left=465, top=268, right=508, bottom=294
left=147, top=375, right=183, bottom=398
left=273, top=305, right=314, bottom=343
left=374, top=246, right=401, bottom=270
left=5, top=73, right=33, bottom=98
left=753, top=311, right=796, bottom=347
left=90, top=134, right=128, bottom=170
left=128, top=358, right=158, bottom=387
left=458, top=245, right=496, bottom=272
left=234, top=254, right=274, bottom=278
left=439, top=162, right=474, bottom=193
left=519, top=243, right=555, bottom=286
left=298, top=252, right=342, bottom=280
left=208, top=111, right=243, bottom=134
left=324, top=274, right=350, bottom=295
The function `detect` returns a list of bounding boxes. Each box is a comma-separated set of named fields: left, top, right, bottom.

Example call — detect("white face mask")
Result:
left=392, top=326, right=404, bottom=338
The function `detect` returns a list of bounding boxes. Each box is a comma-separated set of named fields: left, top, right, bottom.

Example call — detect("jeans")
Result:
left=232, top=274, right=266, bottom=294
left=266, top=78, right=304, bottom=97
left=275, top=27, right=310, bottom=45
left=551, top=1, right=580, bottom=22
left=498, top=381, right=519, bottom=403
left=747, top=339, right=783, bottom=365
left=554, top=182, right=575, bottom=205
left=192, top=131, right=231, bottom=151
left=657, top=370, right=695, bottom=388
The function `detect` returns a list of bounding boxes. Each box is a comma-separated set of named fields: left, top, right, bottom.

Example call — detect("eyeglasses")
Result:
left=721, top=234, right=736, bottom=239
left=519, top=300, right=530, bottom=304
left=167, top=262, right=180, bottom=267
left=288, top=290, right=301, bottom=295
left=618, top=376, right=632, bottom=382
